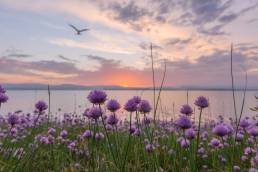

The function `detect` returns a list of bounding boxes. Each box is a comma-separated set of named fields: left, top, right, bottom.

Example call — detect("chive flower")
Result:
left=0, top=85, right=6, bottom=93
left=132, top=96, right=141, bottom=104
left=35, top=101, right=48, bottom=112
left=107, top=114, right=119, bottom=125
left=106, top=99, right=121, bottom=112
left=124, top=99, right=137, bottom=112
left=180, top=104, right=193, bottom=116
left=194, top=96, right=209, bottom=109
left=7, top=113, right=19, bottom=127
left=82, top=130, right=93, bottom=138
left=176, top=115, right=192, bottom=129
left=88, top=107, right=102, bottom=120
left=212, top=124, right=229, bottom=137
left=0, top=93, right=8, bottom=104
left=138, top=100, right=152, bottom=113
left=239, top=119, right=250, bottom=128
left=185, top=128, right=196, bottom=139
left=87, top=90, right=107, bottom=104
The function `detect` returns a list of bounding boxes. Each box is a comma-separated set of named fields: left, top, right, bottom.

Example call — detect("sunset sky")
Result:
left=0, top=0, right=258, bottom=87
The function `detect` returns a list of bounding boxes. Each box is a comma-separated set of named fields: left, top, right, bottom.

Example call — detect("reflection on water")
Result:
left=1, top=90, right=257, bottom=120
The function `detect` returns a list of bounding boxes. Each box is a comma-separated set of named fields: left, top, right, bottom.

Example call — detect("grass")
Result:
left=0, top=110, right=257, bottom=172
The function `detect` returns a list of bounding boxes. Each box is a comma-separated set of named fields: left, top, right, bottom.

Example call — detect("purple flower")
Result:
left=145, top=144, right=154, bottom=152
left=233, top=166, right=240, bottom=172
left=241, top=155, right=248, bottom=162
left=107, top=114, right=119, bottom=126
left=0, top=85, right=6, bottom=93
left=133, top=128, right=141, bottom=136
left=176, top=115, right=192, bottom=129
left=60, top=130, right=68, bottom=138
left=132, top=96, right=141, bottom=104
left=143, top=116, right=151, bottom=125
left=10, top=127, right=18, bottom=135
left=124, top=99, right=137, bottom=112
left=129, top=125, right=136, bottom=134
left=210, top=138, right=220, bottom=147
left=88, top=107, right=102, bottom=120
left=106, top=99, right=121, bottom=112
left=248, top=127, right=258, bottom=137
left=239, top=119, right=250, bottom=128
left=48, top=128, right=56, bottom=135
left=106, top=124, right=113, bottom=130
left=87, top=90, right=107, bottom=104
left=40, top=136, right=50, bottom=145
left=212, top=124, right=229, bottom=137
left=47, top=135, right=54, bottom=144
left=244, top=147, right=253, bottom=155
left=248, top=168, right=258, bottom=172
left=180, top=139, right=190, bottom=148
left=235, top=133, right=244, bottom=142
left=35, top=101, right=48, bottom=112
left=138, top=100, right=152, bottom=113
left=194, top=96, right=209, bottom=109
left=82, top=130, right=93, bottom=138
left=185, top=128, right=196, bottom=139
left=202, top=131, right=208, bottom=139
left=7, top=113, right=19, bottom=126
left=253, top=153, right=258, bottom=165
left=198, top=147, right=205, bottom=155
left=0, top=93, right=8, bottom=104
left=180, top=104, right=193, bottom=116
left=68, top=142, right=76, bottom=150
left=95, top=132, right=104, bottom=140
left=83, top=108, right=90, bottom=118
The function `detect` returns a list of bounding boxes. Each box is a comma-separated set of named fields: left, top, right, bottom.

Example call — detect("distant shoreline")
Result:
left=2, top=83, right=258, bottom=91
left=5, top=88, right=258, bottom=91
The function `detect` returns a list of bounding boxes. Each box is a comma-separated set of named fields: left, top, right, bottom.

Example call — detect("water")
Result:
left=1, top=90, right=257, bottom=120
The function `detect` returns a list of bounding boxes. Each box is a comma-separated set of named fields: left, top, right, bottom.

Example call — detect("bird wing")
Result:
left=79, top=28, right=90, bottom=32
left=69, top=24, right=79, bottom=32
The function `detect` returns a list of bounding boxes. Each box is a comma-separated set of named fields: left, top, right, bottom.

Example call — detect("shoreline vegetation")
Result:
left=0, top=45, right=257, bottom=171
left=0, top=86, right=258, bottom=171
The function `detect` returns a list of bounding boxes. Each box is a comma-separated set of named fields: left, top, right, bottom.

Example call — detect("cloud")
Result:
left=109, top=1, right=152, bottom=22
left=0, top=57, right=80, bottom=76
left=197, top=24, right=228, bottom=36
left=87, top=55, right=121, bottom=66
left=0, top=0, right=258, bottom=87
left=49, top=38, right=136, bottom=55
left=1, top=44, right=258, bottom=87
left=165, top=37, right=192, bottom=46
left=2, top=48, right=32, bottom=58
left=6, top=53, right=31, bottom=58
left=58, top=55, right=78, bottom=63
left=189, top=0, right=232, bottom=25
left=218, top=3, right=258, bottom=24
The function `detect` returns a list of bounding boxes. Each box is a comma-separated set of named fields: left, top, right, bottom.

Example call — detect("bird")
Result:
left=68, top=24, right=90, bottom=35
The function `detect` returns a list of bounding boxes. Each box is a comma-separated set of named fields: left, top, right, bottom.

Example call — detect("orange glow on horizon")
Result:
left=109, top=74, right=143, bottom=87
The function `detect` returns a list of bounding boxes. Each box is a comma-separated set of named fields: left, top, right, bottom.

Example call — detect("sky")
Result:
left=0, top=0, right=258, bottom=87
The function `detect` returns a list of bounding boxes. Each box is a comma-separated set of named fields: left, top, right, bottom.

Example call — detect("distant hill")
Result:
left=1, top=83, right=258, bottom=91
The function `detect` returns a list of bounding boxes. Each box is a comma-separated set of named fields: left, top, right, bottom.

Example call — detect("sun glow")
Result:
left=112, top=74, right=140, bottom=87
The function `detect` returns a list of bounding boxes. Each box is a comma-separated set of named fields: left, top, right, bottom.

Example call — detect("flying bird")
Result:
left=69, top=24, right=90, bottom=35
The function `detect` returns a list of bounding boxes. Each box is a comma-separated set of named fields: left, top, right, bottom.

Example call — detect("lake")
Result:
left=0, top=90, right=257, bottom=120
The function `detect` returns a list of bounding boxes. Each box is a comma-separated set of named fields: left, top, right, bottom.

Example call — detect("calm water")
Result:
left=1, top=90, right=258, bottom=120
